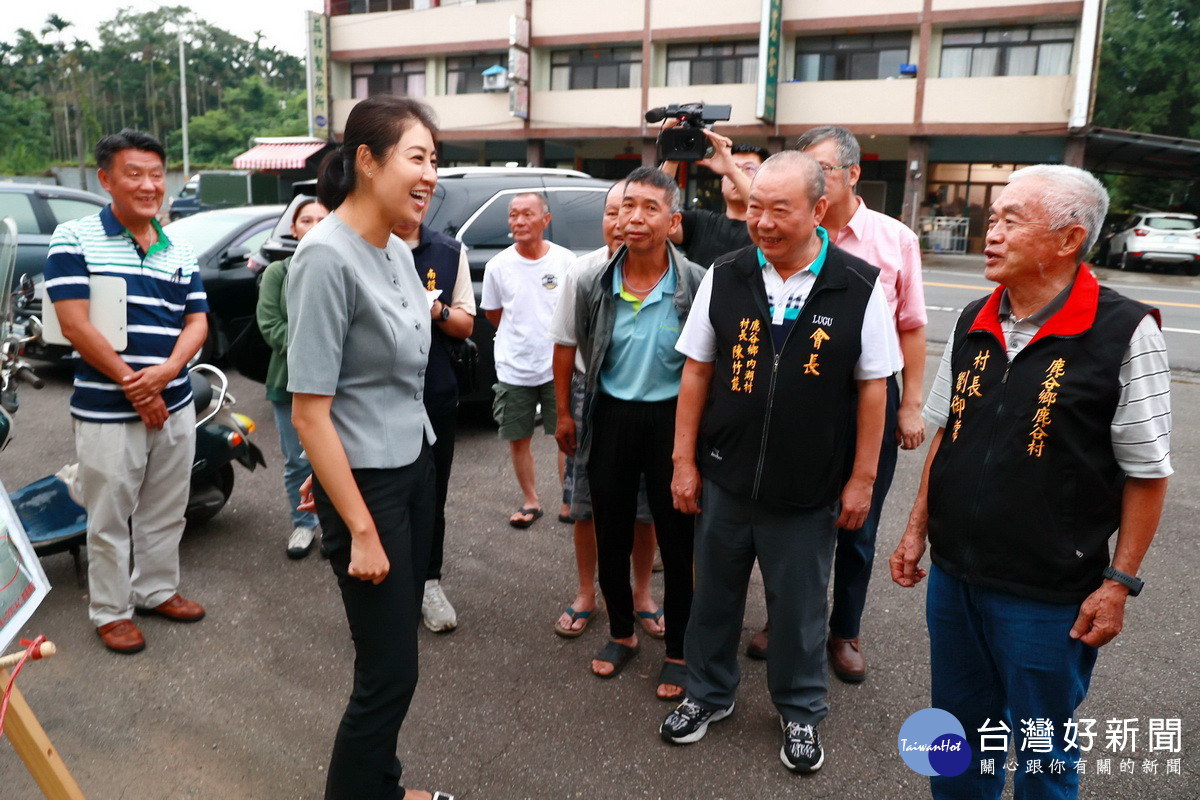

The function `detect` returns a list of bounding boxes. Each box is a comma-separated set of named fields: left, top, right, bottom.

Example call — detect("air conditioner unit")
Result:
left=482, top=65, right=509, bottom=92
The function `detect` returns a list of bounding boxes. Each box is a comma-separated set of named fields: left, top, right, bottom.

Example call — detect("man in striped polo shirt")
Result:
left=44, top=129, right=209, bottom=655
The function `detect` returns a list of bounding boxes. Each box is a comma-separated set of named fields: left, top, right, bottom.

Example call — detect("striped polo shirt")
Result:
left=44, top=205, right=209, bottom=422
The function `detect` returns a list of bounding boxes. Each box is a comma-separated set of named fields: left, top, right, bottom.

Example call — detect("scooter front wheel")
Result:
left=186, top=463, right=235, bottom=525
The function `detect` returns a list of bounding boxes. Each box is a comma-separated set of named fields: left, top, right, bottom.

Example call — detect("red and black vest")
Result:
left=410, top=226, right=463, bottom=414
left=700, top=244, right=879, bottom=510
left=927, top=266, right=1156, bottom=604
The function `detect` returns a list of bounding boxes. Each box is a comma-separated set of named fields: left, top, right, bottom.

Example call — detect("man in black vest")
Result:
left=660, top=151, right=898, bottom=774
left=890, top=164, right=1172, bottom=800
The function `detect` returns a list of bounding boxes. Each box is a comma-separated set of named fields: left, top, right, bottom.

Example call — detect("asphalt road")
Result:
left=923, top=255, right=1200, bottom=374
left=0, top=272, right=1197, bottom=798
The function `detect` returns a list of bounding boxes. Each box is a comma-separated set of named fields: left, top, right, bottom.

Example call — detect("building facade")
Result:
left=323, top=0, right=1103, bottom=251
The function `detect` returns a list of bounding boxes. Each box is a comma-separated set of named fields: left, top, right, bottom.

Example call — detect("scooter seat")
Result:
left=191, top=371, right=213, bottom=414
left=9, top=476, right=87, bottom=555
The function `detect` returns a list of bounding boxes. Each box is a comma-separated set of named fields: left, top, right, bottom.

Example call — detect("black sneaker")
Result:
left=660, top=698, right=734, bottom=744
left=780, top=720, right=824, bottom=773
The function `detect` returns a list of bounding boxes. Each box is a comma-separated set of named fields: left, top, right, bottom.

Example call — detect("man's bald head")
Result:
left=755, top=150, right=826, bottom=207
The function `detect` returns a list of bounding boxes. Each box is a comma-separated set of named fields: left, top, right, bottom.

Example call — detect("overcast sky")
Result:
left=0, top=1, right=324, bottom=59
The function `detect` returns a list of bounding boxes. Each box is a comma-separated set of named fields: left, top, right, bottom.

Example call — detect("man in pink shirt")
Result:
left=748, top=127, right=927, bottom=683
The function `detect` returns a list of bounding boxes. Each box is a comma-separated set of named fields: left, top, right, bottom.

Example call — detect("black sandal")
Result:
left=657, top=660, right=688, bottom=701
left=592, top=640, right=639, bottom=678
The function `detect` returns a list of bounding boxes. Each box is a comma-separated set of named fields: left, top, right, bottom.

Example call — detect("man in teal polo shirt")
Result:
left=44, top=129, right=209, bottom=654
left=570, top=167, right=706, bottom=702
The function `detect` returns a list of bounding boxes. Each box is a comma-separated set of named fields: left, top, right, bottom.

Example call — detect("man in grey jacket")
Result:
left=568, top=167, right=706, bottom=702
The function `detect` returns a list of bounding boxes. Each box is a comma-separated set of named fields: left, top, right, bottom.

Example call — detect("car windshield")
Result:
left=1146, top=216, right=1198, bottom=231
left=165, top=211, right=261, bottom=257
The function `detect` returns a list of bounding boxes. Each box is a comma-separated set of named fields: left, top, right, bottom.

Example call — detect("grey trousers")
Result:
left=684, top=479, right=838, bottom=725
left=75, top=405, right=196, bottom=626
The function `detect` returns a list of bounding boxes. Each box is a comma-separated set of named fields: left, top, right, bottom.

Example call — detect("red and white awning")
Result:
left=233, top=141, right=328, bottom=170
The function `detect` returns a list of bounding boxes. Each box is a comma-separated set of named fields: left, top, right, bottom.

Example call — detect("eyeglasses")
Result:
left=818, top=163, right=852, bottom=173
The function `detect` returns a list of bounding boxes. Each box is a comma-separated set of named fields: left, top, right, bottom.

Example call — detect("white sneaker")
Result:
left=422, top=579, right=457, bottom=633
left=286, top=526, right=316, bottom=560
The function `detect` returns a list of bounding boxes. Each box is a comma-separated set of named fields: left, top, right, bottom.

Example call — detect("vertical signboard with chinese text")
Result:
left=509, top=14, right=530, bottom=120
left=307, top=11, right=331, bottom=138
left=756, top=0, right=782, bottom=124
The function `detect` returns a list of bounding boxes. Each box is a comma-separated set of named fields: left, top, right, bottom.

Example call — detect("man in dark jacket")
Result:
left=660, top=151, right=898, bottom=774
left=890, top=164, right=1171, bottom=800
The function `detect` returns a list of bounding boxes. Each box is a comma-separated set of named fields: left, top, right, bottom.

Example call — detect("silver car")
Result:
left=1107, top=212, right=1200, bottom=275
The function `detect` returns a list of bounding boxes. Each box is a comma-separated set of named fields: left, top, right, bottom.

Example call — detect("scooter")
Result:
left=10, top=363, right=266, bottom=584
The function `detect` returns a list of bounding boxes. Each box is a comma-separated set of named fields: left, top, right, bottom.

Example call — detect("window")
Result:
left=546, top=189, right=607, bottom=250
left=940, top=24, right=1074, bottom=78
left=550, top=47, right=642, bottom=91
left=352, top=60, right=426, bottom=98
left=328, top=0, right=430, bottom=14
left=666, top=42, right=758, bottom=87
left=446, top=53, right=506, bottom=96
left=460, top=194, right=519, bottom=249
left=0, top=192, right=39, bottom=235
left=46, top=197, right=104, bottom=226
left=794, top=32, right=911, bottom=81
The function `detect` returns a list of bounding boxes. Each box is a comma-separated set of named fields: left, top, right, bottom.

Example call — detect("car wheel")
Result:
left=1185, top=261, right=1200, bottom=277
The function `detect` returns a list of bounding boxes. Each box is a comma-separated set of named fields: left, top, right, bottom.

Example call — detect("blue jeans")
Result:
left=927, top=564, right=1098, bottom=800
left=272, top=400, right=318, bottom=531
left=829, top=375, right=899, bottom=639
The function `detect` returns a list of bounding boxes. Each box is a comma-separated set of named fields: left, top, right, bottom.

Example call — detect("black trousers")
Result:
left=314, top=445, right=435, bottom=800
left=426, top=407, right=458, bottom=581
left=588, top=393, right=695, bottom=660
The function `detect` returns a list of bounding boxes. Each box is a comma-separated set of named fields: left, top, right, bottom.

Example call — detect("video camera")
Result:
left=645, top=102, right=732, bottom=162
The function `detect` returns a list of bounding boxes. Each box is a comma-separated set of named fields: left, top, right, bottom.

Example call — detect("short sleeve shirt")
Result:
left=549, top=246, right=609, bottom=374
left=832, top=199, right=927, bottom=366
left=287, top=215, right=434, bottom=469
left=43, top=205, right=208, bottom=422
left=481, top=242, right=574, bottom=386
left=679, top=209, right=753, bottom=268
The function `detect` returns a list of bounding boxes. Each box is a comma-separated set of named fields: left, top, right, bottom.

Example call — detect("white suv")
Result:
left=1107, top=212, right=1200, bottom=275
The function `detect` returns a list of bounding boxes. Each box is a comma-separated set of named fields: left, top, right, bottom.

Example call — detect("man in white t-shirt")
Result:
left=481, top=193, right=575, bottom=528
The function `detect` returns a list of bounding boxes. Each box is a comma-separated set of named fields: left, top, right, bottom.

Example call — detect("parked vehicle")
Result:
left=12, top=364, right=265, bottom=584
left=1107, top=212, right=1200, bottom=275
left=0, top=183, right=108, bottom=359
left=252, top=167, right=612, bottom=402
left=168, top=170, right=280, bottom=221
left=0, top=183, right=108, bottom=285
left=163, top=205, right=286, bottom=363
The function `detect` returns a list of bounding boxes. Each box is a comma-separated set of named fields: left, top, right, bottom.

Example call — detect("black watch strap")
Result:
left=1103, top=566, right=1144, bottom=597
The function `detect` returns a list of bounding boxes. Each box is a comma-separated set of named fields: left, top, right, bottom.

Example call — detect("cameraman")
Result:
left=660, top=124, right=767, bottom=267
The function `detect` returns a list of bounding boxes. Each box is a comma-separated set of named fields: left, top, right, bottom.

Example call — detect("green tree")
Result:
left=1094, top=0, right=1200, bottom=211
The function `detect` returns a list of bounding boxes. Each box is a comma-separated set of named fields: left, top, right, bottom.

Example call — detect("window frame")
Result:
left=665, top=41, right=759, bottom=87
left=794, top=32, right=912, bottom=82
left=549, top=46, right=642, bottom=91
left=939, top=23, right=1075, bottom=78
left=445, top=53, right=507, bottom=96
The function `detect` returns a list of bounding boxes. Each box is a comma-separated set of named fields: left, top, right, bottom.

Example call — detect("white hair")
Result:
left=1007, top=165, right=1109, bottom=259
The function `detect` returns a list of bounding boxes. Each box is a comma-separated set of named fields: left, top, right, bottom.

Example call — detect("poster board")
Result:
left=0, top=477, right=51, bottom=654
left=40, top=275, right=127, bottom=351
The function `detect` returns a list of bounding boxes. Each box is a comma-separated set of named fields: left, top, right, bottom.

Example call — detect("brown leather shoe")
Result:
left=97, top=619, right=146, bottom=654
left=746, top=623, right=769, bottom=660
left=828, top=636, right=866, bottom=683
left=135, top=593, right=206, bottom=623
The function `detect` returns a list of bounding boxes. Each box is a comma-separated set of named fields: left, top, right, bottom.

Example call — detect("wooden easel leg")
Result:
left=1, top=668, right=85, bottom=799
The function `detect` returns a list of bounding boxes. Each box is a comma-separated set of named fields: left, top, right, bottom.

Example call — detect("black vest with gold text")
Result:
left=927, top=268, right=1154, bottom=604
left=701, top=245, right=879, bottom=510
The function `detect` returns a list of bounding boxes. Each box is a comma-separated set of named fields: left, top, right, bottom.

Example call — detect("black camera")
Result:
left=646, top=102, right=732, bottom=162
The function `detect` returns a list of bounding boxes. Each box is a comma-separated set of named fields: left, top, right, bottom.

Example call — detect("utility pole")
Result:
left=178, top=31, right=190, bottom=179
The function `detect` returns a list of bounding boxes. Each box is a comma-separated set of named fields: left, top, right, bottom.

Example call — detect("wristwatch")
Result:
left=439, top=304, right=450, bottom=321
left=1102, top=566, right=1144, bottom=597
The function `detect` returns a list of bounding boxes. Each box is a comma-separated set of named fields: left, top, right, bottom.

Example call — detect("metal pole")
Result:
left=179, top=33, right=190, bottom=179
